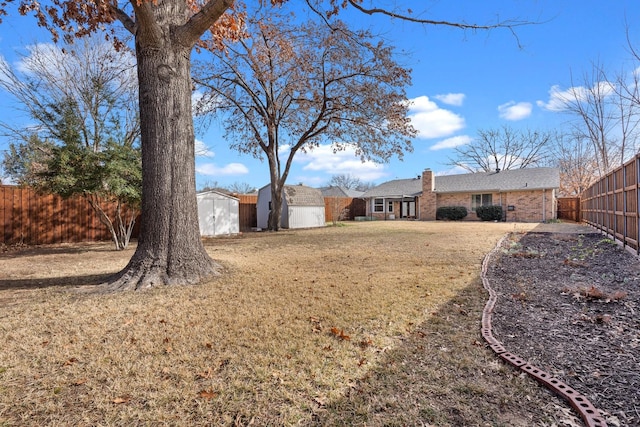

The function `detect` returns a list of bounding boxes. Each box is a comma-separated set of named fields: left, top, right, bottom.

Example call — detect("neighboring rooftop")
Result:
left=319, top=186, right=365, bottom=198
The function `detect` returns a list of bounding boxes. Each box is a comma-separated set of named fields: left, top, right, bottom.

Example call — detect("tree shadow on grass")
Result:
left=0, top=242, right=118, bottom=260
left=0, top=273, right=112, bottom=291
left=309, top=281, right=568, bottom=427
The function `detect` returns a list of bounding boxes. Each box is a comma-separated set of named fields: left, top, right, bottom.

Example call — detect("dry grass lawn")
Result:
left=0, top=221, right=573, bottom=426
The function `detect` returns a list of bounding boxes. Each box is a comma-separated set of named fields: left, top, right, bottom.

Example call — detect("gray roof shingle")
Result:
left=434, top=168, right=560, bottom=193
left=319, top=186, right=365, bottom=198
left=283, top=185, right=325, bottom=206
left=362, top=167, right=560, bottom=198
left=361, top=178, right=423, bottom=198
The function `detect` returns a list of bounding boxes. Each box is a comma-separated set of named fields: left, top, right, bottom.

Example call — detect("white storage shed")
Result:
left=257, top=184, right=325, bottom=229
left=196, top=190, right=240, bottom=236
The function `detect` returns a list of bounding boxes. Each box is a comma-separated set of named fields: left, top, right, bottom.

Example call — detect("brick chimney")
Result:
left=420, top=169, right=437, bottom=220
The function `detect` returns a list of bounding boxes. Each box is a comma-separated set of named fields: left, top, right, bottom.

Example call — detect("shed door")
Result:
left=198, top=198, right=215, bottom=235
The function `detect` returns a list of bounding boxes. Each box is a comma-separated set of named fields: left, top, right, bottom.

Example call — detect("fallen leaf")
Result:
left=113, top=396, right=130, bottom=404
left=63, top=357, right=78, bottom=366
left=198, top=389, right=217, bottom=400
left=330, top=327, right=350, bottom=341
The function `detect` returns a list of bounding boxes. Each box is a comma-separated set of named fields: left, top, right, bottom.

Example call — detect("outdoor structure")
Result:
left=362, top=167, right=560, bottom=222
left=257, top=184, right=326, bottom=229
left=196, top=190, right=240, bottom=236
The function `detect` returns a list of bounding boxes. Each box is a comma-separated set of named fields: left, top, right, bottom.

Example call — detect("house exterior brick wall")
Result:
left=436, top=193, right=474, bottom=215
left=502, top=190, right=556, bottom=222
left=365, top=200, right=401, bottom=220
left=431, top=189, right=557, bottom=222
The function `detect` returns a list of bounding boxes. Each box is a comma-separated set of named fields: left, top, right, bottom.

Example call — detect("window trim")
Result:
left=471, top=193, right=493, bottom=212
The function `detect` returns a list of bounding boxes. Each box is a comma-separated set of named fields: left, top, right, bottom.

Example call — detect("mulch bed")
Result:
left=486, top=231, right=640, bottom=426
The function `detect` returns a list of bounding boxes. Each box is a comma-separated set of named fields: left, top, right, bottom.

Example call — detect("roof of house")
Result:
left=361, top=177, right=423, bottom=198
left=319, top=186, right=365, bottom=198
left=434, top=167, right=560, bottom=193
left=283, top=185, right=325, bottom=206
left=362, top=167, right=560, bottom=198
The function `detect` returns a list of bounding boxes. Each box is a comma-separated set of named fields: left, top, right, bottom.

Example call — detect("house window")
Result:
left=387, top=201, right=393, bottom=213
left=374, top=198, right=384, bottom=212
left=471, top=194, right=492, bottom=211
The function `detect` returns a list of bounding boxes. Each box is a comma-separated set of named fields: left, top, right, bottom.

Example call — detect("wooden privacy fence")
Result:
left=324, top=196, right=366, bottom=223
left=1, top=186, right=366, bottom=245
left=237, top=194, right=257, bottom=232
left=581, top=154, right=640, bottom=253
left=557, top=197, right=581, bottom=222
left=1, top=185, right=137, bottom=246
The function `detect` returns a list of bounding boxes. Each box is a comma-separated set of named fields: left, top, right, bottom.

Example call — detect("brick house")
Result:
left=361, top=167, right=560, bottom=222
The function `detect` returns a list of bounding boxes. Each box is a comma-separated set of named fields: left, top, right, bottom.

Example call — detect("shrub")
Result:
left=436, top=206, right=468, bottom=221
left=476, top=205, right=503, bottom=221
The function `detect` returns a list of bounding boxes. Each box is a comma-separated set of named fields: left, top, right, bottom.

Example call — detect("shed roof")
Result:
left=196, top=190, right=239, bottom=200
left=283, top=185, right=325, bottom=206
left=434, top=167, right=560, bottom=193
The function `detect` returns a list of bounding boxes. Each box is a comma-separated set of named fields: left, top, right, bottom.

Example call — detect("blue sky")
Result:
left=1, top=1, right=640, bottom=190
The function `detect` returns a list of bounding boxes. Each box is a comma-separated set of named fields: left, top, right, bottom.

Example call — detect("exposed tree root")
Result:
left=96, top=251, right=221, bottom=293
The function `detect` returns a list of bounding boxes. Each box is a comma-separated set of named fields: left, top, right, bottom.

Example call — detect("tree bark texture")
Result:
left=106, top=1, right=219, bottom=291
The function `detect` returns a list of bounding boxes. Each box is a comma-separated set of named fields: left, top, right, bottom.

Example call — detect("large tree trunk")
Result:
left=268, top=183, right=284, bottom=231
left=267, top=154, right=285, bottom=231
left=105, top=2, right=219, bottom=291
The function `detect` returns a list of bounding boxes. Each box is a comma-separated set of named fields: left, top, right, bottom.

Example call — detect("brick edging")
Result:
left=481, top=234, right=608, bottom=427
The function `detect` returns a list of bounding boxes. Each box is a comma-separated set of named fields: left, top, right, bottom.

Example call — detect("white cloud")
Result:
left=16, top=43, right=66, bottom=75
left=537, top=82, right=615, bottom=112
left=278, top=144, right=291, bottom=154
left=436, top=165, right=471, bottom=176
left=408, top=96, right=465, bottom=139
left=537, top=85, right=578, bottom=111
left=196, top=162, right=249, bottom=176
left=429, top=135, right=472, bottom=151
left=294, top=144, right=387, bottom=181
left=498, top=101, right=532, bottom=121
left=195, top=139, right=215, bottom=157
left=434, top=93, right=465, bottom=106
